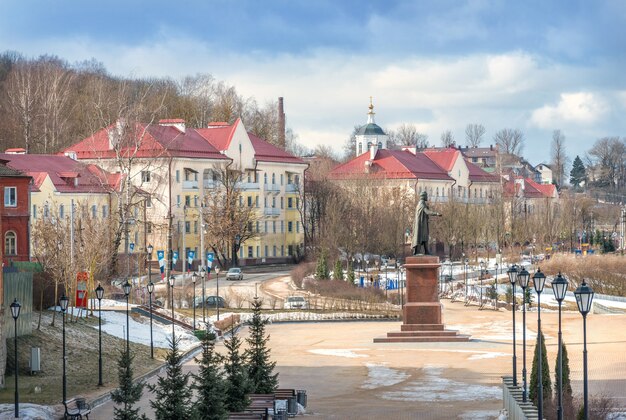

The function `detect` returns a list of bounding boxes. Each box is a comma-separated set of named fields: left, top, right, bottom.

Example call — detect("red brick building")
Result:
left=0, top=162, right=31, bottom=265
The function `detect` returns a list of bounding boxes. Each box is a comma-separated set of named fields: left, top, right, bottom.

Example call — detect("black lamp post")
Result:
left=464, top=258, right=469, bottom=304
left=201, top=267, right=206, bottom=325
left=552, top=272, right=569, bottom=420
left=95, top=284, right=104, bottom=386
left=532, top=268, right=547, bottom=419
left=147, top=281, right=154, bottom=359
left=479, top=260, right=486, bottom=307
left=215, top=266, right=221, bottom=321
left=507, top=264, right=519, bottom=387
left=169, top=275, right=176, bottom=341
left=10, top=298, right=21, bottom=418
left=192, top=272, right=198, bottom=331
left=60, top=293, right=69, bottom=406
left=123, top=280, right=131, bottom=356
left=518, top=267, right=531, bottom=402
left=357, top=258, right=361, bottom=283
left=574, top=279, right=594, bottom=420
left=147, top=243, right=153, bottom=302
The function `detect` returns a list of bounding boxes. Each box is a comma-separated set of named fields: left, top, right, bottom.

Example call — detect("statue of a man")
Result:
left=411, top=191, right=441, bottom=255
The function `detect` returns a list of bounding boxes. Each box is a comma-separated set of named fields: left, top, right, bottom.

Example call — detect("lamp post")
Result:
left=123, top=281, right=131, bottom=356
left=495, top=263, right=499, bottom=280
left=95, top=284, right=104, bottom=386
left=518, top=267, right=531, bottom=402
left=201, top=267, right=207, bottom=325
left=215, top=266, right=221, bottom=321
left=10, top=298, right=21, bottom=418
left=507, top=265, right=519, bottom=387
left=60, top=293, right=69, bottom=406
left=357, top=258, right=361, bottom=283
left=552, top=272, right=569, bottom=420
left=532, top=268, right=547, bottom=419
left=147, top=281, right=154, bottom=358
left=479, top=260, right=486, bottom=307
left=192, top=272, right=198, bottom=331
left=464, top=258, right=469, bottom=304
left=147, top=244, right=153, bottom=305
left=574, top=279, right=594, bottom=420
left=169, top=275, right=176, bottom=341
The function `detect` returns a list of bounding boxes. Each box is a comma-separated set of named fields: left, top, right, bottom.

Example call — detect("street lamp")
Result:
left=464, top=258, right=469, bottom=305
left=532, top=268, right=547, bottom=419
left=574, top=279, right=594, bottom=420
left=518, top=267, right=531, bottom=402
left=169, top=275, right=176, bottom=341
left=95, top=284, right=104, bottom=386
left=552, top=272, right=569, bottom=420
left=507, top=265, right=519, bottom=387
left=495, top=262, right=499, bottom=279
left=60, top=293, right=69, bottom=407
left=10, top=298, right=21, bottom=418
left=215, top=266, right=221, bottom=321
left=147, top=244, right=153, bottom=305
left=123, top=281, right=131, bottom=356
left=147, top=281, right=154, bottom=359
left=201, top=267, right=207, bottom=325
left=479, top=260, right=486, bottom=307
left=357, top=258, right=361, bottom=284
left=192, top=272, right=198, bottom=331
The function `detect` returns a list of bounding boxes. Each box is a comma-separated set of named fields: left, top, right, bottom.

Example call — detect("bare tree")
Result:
left=493, top=128, right=524, bottom=155
left=588, top=136, right=625, bottom=189
left=3, top=58, right=39, bottom=152
left=389, top=123, right=429, bottom=148
left=550, top=130, right=569, bottom=187
left=440, top=130, right=455, bottom=147
left=465, top=124, right=486, bottom=148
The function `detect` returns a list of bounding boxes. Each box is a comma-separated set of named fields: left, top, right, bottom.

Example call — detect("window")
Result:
left=288, top=174, right=293, bottom=184
left=147, top=222, right=152, bottom=234
left=296, top=197, right=300, bottom=208
left=288, top=197, right=293, bottom=208
left=377, top=141, right=382, bottom=149
left=176, top=170, right=180, bottom=182
left=185, top=195, right=191, bottom=207
left=264, top=173, right=268, bottom=184
left=265, top=245, right=269, bottom=257
left=264, top=221, right=268, bottom=233
left=194, top=196, right=198, bottom=207
left=288, top=221, right=293, bottom=232
left=358, top=144, right=362, bottom=155
left=256, top=221, right=260, bottom=233
left=248, top=196, right=252, bottom=207
left=141, top=171, right=151, bottom=183
left=247, top=221, right=253, bottom=232
left=272, top=197, right=276, bottom=208
left=146, top=196, right=152, bottom=208
left=256, top=246, right=260, bottom=257
left=280, top=174, right=284, bottom=185
left=296, top=221, right=300, bottom=233
left=295, top=175, right=299, bottom=185
left=5, top=231, right=16, bottom=255
left=271, top=173, right=276, bottom=184
left=102, top=205, right=108, bottom=218
left=273, top=246, right=277, bottom=257
left=264, top=197, right=268, bottom=208
left=288, top=245, right=293, bottom=256
left=281, top=245, right=284, bottom=256
left=281, top=221, right=284, bottom=233
left=273, top=221, right=276, bottom=233
left=177, top=195, right=181, bottom=206
left=185, top=221, right=190, bottom=234
left=59, top=205, right=65, bottom=219
left=255, top=196, right=259, bottom=207
left=33, top=204, right=37, bottom=219
left=247, top=172, right=252, bottom=183
left=248, top=246, right=253, bottom=258
left=281, top=197, right=284, bottom=209
left=4, top=187, right=16, bottom=207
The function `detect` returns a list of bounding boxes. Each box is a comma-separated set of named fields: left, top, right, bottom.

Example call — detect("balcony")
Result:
left=285, top=184, right=298, bottom=193
left=182, top=180, right=198, bottom=190
left=263, top=208, right=281, bottom=216
left=264, top=183, right=281, bottom=193
left=203, top=179, right=218, bottom=189
left=236, top=182, right=260, bottom=191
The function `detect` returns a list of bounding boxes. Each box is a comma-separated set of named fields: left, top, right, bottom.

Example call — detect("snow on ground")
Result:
left=361, top=363, right=409, bottom=389
left=381, top=365, right=501, bottom=402
left=0, top=404, right=55, bottom=420
left=209, top=311, right=395, bottom=325
left=458, top=409, right=505, bottom=420
left=308, top=349, right=368, bottom=358
left=447, top=320, right=538, bottom=342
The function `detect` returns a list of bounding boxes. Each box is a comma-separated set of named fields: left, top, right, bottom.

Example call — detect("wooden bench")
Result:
left=64, top=397, right=91, bottom=419
left=228, top=413, right=264, bottom=419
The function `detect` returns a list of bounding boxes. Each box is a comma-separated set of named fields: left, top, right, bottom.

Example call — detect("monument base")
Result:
left=374, top=255, right=470, bottom=343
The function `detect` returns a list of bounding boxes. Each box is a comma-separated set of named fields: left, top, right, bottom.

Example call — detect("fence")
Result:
left=3, top=271, right=33, bottom=338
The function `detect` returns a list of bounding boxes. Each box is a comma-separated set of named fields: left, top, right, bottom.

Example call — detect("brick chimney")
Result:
left=278, top=97, right=286, bottom=149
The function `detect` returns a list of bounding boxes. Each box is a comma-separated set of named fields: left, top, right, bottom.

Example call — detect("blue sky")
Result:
left=2, top=0, right=626, bottom=165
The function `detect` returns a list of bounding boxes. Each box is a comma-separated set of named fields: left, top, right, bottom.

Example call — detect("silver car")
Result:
left=226, top=267, right=243, bottom=281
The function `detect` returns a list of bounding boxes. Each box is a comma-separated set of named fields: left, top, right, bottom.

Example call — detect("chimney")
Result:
left=159, top=118, right=186, bottom=133
left=490, top=144, right=493, bottom=151
left=370, top=144, right=377, bottom=160
left=278, top=97, right=286, bottom=149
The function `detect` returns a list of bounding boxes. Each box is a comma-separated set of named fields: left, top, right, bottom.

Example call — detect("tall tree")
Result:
left=223, top=327, right=251, bottom=412
left=588, top=136, right=625, bottom=189
left=493, top=128, right=524, bottom=155
left=192, top=332, right=228, bottom=420
left=569, top=155, right=586, bottom=189
left=245, top=298, right=279, bottom=394
left=148, top=338, right=194, bottom=420
left=530, top=330, right=552, bottom=411
left=551, top=130, right=568, bottom=187
left=3, top=58, right=39, bottom=153
left=554, top=342, right=574, bottom=419
left=465, top=123, right=486, bottom=148
left=333, top=259, right=343, bottom=280
left=440, top=130, right=455, bottom=147
left=389, top=123, right=429, bottom=148
left=110, top=350, right=148, bottom=420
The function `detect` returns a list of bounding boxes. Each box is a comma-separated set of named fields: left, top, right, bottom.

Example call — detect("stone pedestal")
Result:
left=374, top=255, right=469, bottom=343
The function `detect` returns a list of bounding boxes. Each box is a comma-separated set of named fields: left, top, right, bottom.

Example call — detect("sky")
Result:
left=1, top=0, right=626, bottom=165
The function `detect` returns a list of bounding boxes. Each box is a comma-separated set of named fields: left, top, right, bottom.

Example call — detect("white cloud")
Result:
left=530, top=92, right=609, bottom=129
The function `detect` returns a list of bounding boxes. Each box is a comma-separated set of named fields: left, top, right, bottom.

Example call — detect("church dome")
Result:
left=357, top=123, right=386, bottom=136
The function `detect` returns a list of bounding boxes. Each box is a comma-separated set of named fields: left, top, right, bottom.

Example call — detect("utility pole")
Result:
left=182, top=204, right=186, bottom=274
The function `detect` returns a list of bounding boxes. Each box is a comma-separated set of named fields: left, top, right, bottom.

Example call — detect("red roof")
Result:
left=330, top=149, right=453, bottom=180
left=422, top=148, right=459, bottom=172
left=63, top=122, right=228, bottom=161
left=503, top=177, right=556, bottom=199
left=195, top=120, right=239, bottom=151
left=0, top=154, right=123, bottom=193
left=466, top=160, right=500, bottom=183
left=248, top=133, right=306, bottom=164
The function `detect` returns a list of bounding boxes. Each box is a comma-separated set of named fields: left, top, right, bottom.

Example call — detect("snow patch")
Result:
left=381, top=365, right=501, bottom=402
left=468, top=351, right=509, bottom=360
left=458, top=409, right=504, bottom=420
left=0, top=403, right=55, bottom=419
left=361, top=363, right=409, bottom=389
left=308, top=348, right=368, bottom=358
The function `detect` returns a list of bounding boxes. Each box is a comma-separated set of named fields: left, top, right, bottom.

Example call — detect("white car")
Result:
left=284, top=296, right=308, bottom=309
left=226, top=267, right=243, bottom=281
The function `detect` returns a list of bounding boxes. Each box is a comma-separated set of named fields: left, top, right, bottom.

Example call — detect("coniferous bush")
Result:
left=554, top=342, right=574, bottom=419
left=333, top=260, right=344, bottom=280
left=110, top=350, right=148, bottom=420
left=224, top=326, right=251, bottom=412
left=346, top=262, right=355, bottom=284
left=316, top=249, right=330, bottom=279
left=529, top=330, right=552, bottom=410
left=148, top=337, right=193, bottom=420
left=246, top=298, right=279, bottom=394
left=192, top=332, right=228, bottom=420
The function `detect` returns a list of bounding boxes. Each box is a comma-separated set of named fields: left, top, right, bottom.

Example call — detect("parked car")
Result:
left=283, top=296, right=309, bottom=309
left=226, top=267, right=243, bottom=281
left=194, top=295, right=227, bottom=308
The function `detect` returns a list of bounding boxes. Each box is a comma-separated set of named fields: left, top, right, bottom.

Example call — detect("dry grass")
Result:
left=541, top=254, right=626, bottom=296
left=290, top=262, right=315, bottom=289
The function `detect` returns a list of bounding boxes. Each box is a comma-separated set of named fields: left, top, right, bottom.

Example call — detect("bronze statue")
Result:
left=411, top=191, right=441, bottom=255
